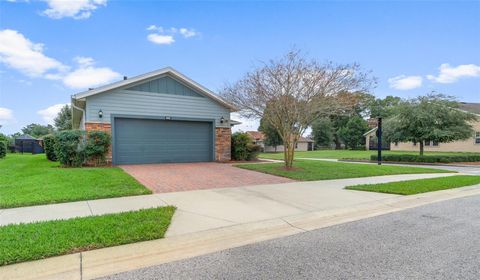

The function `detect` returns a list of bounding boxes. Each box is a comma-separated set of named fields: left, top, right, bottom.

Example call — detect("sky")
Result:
left=0, top=0, right=479, bottom=135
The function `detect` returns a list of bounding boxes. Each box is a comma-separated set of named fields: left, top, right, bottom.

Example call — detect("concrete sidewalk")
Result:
left=0, top=173, right=455, bottom=235
left=2, top=182, right=479, bottom=280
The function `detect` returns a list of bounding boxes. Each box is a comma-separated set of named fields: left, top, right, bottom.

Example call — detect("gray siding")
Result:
left=126, top=76, right=202, bottom=97
left=85, top=89, right=230, bottom=127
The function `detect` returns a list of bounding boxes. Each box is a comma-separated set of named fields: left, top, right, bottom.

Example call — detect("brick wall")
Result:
left=215, top=127, right=231, bottom=162
left=85, top=122, right=112, bottom=162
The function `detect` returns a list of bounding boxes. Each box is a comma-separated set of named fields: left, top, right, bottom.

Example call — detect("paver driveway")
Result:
left=120, top=162, right=293, bottom=193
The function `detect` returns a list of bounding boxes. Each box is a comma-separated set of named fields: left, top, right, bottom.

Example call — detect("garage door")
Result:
left=114, top=118, right=213, bottom=164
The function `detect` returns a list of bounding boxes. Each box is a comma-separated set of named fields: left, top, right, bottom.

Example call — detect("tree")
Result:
left=21, top=123, right=54, bottom=138
left=311, top=117, right=334, bottom=148
left=258, top=116, right=283, bottom=152
left=338, top=116, right=368, bottom=149
left=222, top=50, right=375, bottom=168
left=54, top=105, right=72, bottom=131
left=385, top=93, right=477, bottom=155
left=368, top=95, right=401, bottom=118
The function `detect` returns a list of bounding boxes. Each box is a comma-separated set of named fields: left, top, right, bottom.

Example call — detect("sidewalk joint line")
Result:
left=86, top=201, right=94, bottom=215
left=179, top=209, right=238, bottom=223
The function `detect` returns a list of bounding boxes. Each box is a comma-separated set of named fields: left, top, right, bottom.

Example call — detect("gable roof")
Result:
left=71, top=67, right=236, bottom=111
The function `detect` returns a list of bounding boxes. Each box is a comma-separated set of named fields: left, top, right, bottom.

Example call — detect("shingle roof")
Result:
left=15, top=134, right=37, bottom=140
left=459, top=102, right=480, bottom=115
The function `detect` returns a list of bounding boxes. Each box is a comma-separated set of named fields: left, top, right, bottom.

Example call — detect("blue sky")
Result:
left=1, top=0, right=479, bottom=134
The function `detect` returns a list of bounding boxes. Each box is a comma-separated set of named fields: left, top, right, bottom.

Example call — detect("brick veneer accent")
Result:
left=215, top=127, right=231, bottom=162
left=85, top=122, right=112, bottom=162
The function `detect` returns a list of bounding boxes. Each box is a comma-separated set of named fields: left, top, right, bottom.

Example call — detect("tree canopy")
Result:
left=54, top=105, right=72, bottom=131
left=384, top=93, right=477, bottom=155
left=222, top=50, right=375, bottom=167
left=258, top=116, right=283, bottom=151
left=21, top=123, right=54, bottom=138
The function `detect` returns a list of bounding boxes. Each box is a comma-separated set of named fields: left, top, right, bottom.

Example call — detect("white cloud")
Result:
left=147, top=34, right=175, bottom=45
left=179, top=28, right=198, bottom=38
left=42, top=0, right=107, bottom=19
left=388, top=75, right=423, bottom=90
left=146, top=25, right=198, bottom=45
left=37, top=103, right=67, bottom=124
left=427, top=63, right=480, bottom=84
left=0, top=29, right=68, bottom=77
left=0, top=107, right=15, bottom=125
left=62, top=56, right=120, bottom=89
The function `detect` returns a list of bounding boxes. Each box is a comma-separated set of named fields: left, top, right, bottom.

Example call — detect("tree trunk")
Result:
left=334, top=134, right=342, bottom=150
left=284, top=140, right=295, bottom=168
left=419, top=141, right=424, bottom=156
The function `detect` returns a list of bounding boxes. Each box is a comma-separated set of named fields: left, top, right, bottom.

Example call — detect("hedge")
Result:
left=231, top=132, right=261, bottom=161
left=85, top=130, right=111, bottom=166
left=54, top=130, right=86, bottom=167
left=43, top=134, right=57, bottom=161
left=371, top=154, right=480, bottom=163
left=0, top=141, right=6, bottom=159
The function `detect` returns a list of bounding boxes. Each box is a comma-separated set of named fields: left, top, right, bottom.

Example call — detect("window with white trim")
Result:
left=475, top=132, right=480, bottom=144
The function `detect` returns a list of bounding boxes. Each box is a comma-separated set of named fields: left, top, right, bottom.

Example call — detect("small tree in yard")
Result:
left=222, top=50, right=375, bottom=168
left=338, top=116, right=368, bottom=149
left=385, top=93, right=477, bottom=155
left=258, top=116, right=283, bottom=152
left=54, top=105, right=72, bottom=131
left=311, top=117, right=334, bottom=148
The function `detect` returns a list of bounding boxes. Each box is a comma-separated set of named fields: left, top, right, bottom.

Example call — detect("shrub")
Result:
left=371, top=154, right=480, bottom=163
left=85, top=130, right=111, bottom=166
left=54, top=130, right=86, bottom=167
left=246, top=143, right=262, bottom=161
left=231, top=132, right=261, bottom=161
left=43, top=134, right=57, bottom=161
left=0, top=141, right=6, bottom=159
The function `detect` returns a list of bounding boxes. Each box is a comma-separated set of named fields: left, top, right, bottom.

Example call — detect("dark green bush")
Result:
left=371, top=154, right=480, bottom=163
left=43, top=134, right=57, bottom=161
left=0, top=141, right=6, bottom=159
left=231, top=132, right=261, bottom=161
left=54, top=130, right=86, bottom=167
left=86, top=130, right=111, bottom=166
left=246, top=143, right=262, bottom=161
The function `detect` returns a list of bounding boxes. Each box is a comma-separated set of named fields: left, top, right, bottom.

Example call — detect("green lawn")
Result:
left=0, top=207, right=175, bottom=266
left=0, top=154, right=151, bottom=209
left=236, top=160, right=452, bottom=181
left=345, top=175, right=480, bottom=195
left=259, top=150, right=480, bottom=160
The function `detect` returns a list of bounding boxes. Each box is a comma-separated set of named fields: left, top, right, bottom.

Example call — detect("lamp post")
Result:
left=376, top=117, right=382, bottom=165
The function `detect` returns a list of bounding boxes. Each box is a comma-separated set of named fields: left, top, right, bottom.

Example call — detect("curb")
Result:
left=2, top=185, right=480, bottom=280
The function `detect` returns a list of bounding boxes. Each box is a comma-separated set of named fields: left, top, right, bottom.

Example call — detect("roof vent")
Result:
left=123, top=76, right=128, bottom=80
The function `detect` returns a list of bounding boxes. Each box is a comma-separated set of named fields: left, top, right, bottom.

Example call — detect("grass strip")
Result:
left=236, top=160, right=451, bottom=181
left=0, top=206, right=175, bottom=266
left=345, top=175, right=480, bottom=195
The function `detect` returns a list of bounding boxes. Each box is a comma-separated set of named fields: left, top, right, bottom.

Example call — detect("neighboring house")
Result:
left=246, top=131, right=314, bottom=152
left=14, top=134, right=44, bottom=154
left=365, top=102, right=480, bottom=153
left=71, top=67, right=237, bottom=164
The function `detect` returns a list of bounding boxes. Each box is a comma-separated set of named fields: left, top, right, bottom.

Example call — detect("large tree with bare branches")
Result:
left=222, top=51, right=375, bottom=168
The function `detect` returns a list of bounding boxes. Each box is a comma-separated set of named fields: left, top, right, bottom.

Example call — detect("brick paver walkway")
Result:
left=120, top=162, right=294, bottom=193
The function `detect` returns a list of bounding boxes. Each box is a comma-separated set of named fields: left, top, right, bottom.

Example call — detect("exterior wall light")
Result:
left=98, top=109, right=103, bottom=119
left=220, top=116, right=225, bottom=124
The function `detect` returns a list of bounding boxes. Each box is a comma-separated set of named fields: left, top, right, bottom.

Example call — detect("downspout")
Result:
left=71, top=96, right=86, bottom=130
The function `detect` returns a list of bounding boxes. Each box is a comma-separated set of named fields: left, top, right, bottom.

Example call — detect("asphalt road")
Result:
left=100, top=195, right=480, bottom=280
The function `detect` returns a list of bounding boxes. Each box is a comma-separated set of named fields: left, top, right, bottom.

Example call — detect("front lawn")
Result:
left=0, top=154, right=151, bottom=208
left=0, top=206, right=175, bottom=266
left=259, top=150, right=480, bottom=160
left=345, top=175, right=480, bottom=195
left=236, top=160, right=451, bottom=181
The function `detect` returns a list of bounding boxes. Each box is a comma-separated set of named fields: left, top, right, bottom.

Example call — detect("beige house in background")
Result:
left=365, top=102, right=480, bottom=153
left=246, top=131, right=314, bottom=152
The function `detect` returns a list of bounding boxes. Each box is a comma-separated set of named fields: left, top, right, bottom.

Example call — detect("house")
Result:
left=246, top=131, right=314, bottom=152
left=14, top=134, right=44, bottom=154
left=364, top=102, right=480, bottom=153
left=71, top=67, right=237, bottom=165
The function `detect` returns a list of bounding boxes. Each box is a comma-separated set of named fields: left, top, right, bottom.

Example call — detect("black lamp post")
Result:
left=376, top=117, right=382, bottom=165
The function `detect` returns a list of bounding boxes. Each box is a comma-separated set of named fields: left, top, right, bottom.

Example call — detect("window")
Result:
left=476, top=132, right=480, bottom=144
left=433, top=141, right=439, bottom=146
left=424, top=141, right=430, bottom=146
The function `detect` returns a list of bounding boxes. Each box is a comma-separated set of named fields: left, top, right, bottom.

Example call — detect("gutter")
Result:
left=71, top=96, right=86, bottom=129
